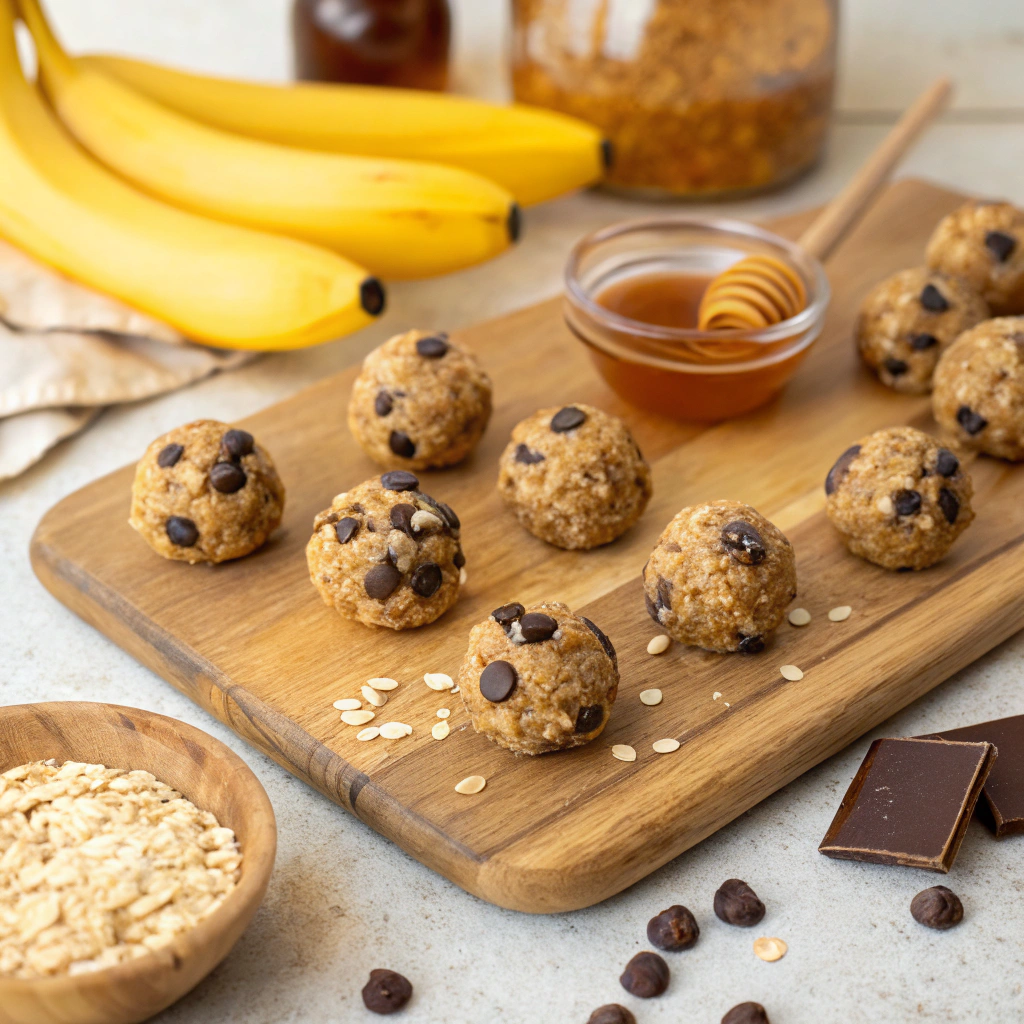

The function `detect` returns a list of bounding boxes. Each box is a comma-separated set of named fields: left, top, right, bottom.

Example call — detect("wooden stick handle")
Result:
left=798, top=78, right=953, bottom=262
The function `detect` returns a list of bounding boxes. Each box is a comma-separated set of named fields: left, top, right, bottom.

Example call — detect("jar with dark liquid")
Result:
left=292, top=0, right=451, bottom=90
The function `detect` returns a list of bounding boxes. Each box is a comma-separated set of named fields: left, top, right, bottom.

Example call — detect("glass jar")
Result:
left=511, top=0, right=838, bottom=197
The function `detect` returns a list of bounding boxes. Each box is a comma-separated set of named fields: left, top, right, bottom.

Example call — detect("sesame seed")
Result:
left=333, top=698, right=361, bottom=711
left=780, top=665, right=804, bottom=681
left=611, top=744, right=637, bottom=762
left=788, top=608, right=811, bottom=627
left=652, top=738, right=680, bottom=754
left=367, top=677, right=399, bottom=691
left=647, top=635, right=671, bottom=655
left=341, top=710, right=375, bottom=726
left=828, top=605, right=852, bottom=622
left=356, top=727, right=380, bottom=742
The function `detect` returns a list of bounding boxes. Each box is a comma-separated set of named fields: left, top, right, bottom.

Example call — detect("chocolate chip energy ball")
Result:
left=642, top=501, right=796, bottom=654
left=926, top=200, right=1024, bottom=314
left=932, top=317, right=1024, bottom=460
left=458, top=600, right=618, bottom=755
left=497, top=403, right=652, bottom=550
left=347, top=329, right=492, bottom=470
left=825, top=427, right=974, bottom=571
left=129, top=420, right=285, bottom=564
left=306, top=471, right=464, bottom=630
left=856, top=267, right=989, bottom=393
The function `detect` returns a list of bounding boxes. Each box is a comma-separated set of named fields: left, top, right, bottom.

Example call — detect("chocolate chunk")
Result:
left=737, top=634, right=765, bottom=654
left=893, top=489, right=922, bottom=516
left=210, top=461, right=247, bottom=494
left=389, top=503, right=417, bottom=536
left=581, top=616, right=617, bottom=666
left=588, top=1006, right=636, bottom=1024
left=938, top=488, right=960, bottom=524
left=453, top=548, right=465, bottom=569
left=416, top=492, right=460, bottom=530
left=491, top=603, right=525, bottom=629
left=479, top=660, right=517, bottom=703
left=334, top=517, right=359, bottom=544
left=656, top=577, right=673, bottom=612
left=364, top=564, right=402, bottom=600
left=366, top=519, right=376, bottom=532
left=514, top=443, right=545, bottom=465
left=221, top=428, right=254, bottom=460
left=722, top=1002, right=770, bottom=1024
left=883, top=357, right=909, bottom=377
left=984, top=229, right=1017, bottom=262
left=818, top=737, right=996, bottom=871
left=713, top=879, right=765, bottom=927
left=644, top=592, right=660, bottom=623
left=647, top=905, right=700, bottom=951
left=381, top=470, right=419, bottom=491
left=910, top=332, right=938, bottom=350
left=956, top=405, right=988, bottom=435
left=519, top=612, right=558, bottom=643
left=911, top=886, right=963, bottom=930
left=919, top=283, right=949, bottom=313
left=935, top=448, right=959, bottom=477
left=550, top=406, right=587, bottom=433
left=361, top=968, right=412, bottom=1015
left=619, top=952, right=669, bottom=999
left=375, top=390, right=393, bottom=416
left=165, top=516, right=198, bottom=547
left=415, top=334, right=449, bottom=358
left=410, top=562, right=442, bottom=598
left=825, top=444, right=861, bottom=495
left=575, top=704, right=604, bottom=734
left=721, top=521, right=766, bottom=565
left=157, top=443, right=183, bottom=468
left=389, top=430, right=416, bottom=458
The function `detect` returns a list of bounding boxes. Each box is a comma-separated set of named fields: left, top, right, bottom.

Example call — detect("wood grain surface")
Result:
left=29, top=180, right=1024, bottom=914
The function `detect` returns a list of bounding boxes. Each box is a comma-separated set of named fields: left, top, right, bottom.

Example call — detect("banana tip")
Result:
left=508, top=202, right=522, bottom=244
left=360, top=277, right=386, bottom=317
left=600, top=138, right=615, bottom=172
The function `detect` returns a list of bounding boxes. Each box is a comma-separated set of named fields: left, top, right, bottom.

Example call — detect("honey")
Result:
left=594, top=271, right=712, bottom=331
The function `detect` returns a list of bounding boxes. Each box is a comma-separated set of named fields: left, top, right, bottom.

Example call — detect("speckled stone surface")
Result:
left=3, top=2, right=1024, bottom=1021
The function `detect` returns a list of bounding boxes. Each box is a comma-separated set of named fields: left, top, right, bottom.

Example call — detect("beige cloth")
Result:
left=0, top=238, right=253, bottom=480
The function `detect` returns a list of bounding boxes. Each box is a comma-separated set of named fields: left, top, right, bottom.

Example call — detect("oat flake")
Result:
left=361, top=685, right=387, bottom=707
left=780, top=665, right=804, bottom=681
left=713, top=692, right=723, bottom=701
left=828, top=605, right=852, bottom=622
left=367, top=677, right=399, bottom=691
left=652, top=738, right=680, bottom=753
left=356, top=727, right=380, bottom=741
left=333, top=698, right=361, bottom=711
left=431, top=721, right=450, bottom=740
left=611, top=744, right=637, bottom=762
left=436, top=708, right=451, bottom=719
left=424, top=672, right=455, bottom=691
left=379, top=722, right=410, bottom=739
left=639, top=689, right=663, bottom=706
left=341, top=709, right=375, bottom=726
left=455, top=775, right=486, bottom=795
left=788, top=607, right=811, bottom=627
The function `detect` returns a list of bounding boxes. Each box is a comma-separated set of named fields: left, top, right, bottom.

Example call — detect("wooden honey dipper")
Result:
left=698, top=78, right=952, bottom=332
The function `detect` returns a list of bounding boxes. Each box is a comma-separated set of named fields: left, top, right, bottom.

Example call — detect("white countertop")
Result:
left=5, top=2, right=1024, bottom=1021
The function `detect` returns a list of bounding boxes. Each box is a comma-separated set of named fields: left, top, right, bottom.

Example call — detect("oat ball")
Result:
left=129, top=419, right=285, bottom=564
left=926, top=200, right=1024, bottom=314
left=932, top=317, right=1024, bottom=460
left=824, top=427, right=974, bottom=571
left=642, top=501, right=796, bottom=654
left=497, top=403, right=652, bottom=550
left=856, top=267, right=989, bottom=393
left=458, top=600, right=619, bottom=755
left=306, top=470, right=464, bottom=629
left=347, top=329, right=492, bottom=470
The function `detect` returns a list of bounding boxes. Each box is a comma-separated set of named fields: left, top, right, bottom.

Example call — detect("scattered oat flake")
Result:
left=455, top=775, right=486, bottom=795
left=828, top=605, right=852, bottom=622
left=639, top=689, right=663, bottom=706
left=611, top=744, right=637, bottom=762
left=367, top=677, right=399, bottom=691
left=437, top=708, right=450, bottom=719
left=361, top=684, right=387, bottom=707
left=753, top=936, right=788, bottom=962
left=713, top=692, right=723, bottom=701
left=379, top=722, right=407, bottom=739
left=356, top=727, right=380, bottom=742
left=788, top=607, right=811, bottom=627
left=431, top=721, right=450, bottom=740
left=341, top=709, right=375, bottom=726
left=652, top=738, right=680, bottom=754
left=451, top=685, right=460, bottom=694
left=780, top=665, right=804, bottom=681
left=425, top=672, right=455, bottom=691
left=333, top=698, right=361, bottom=711
left=647, top=634, right=671, bottom=655
left=724, top=702, right=731, bottom=707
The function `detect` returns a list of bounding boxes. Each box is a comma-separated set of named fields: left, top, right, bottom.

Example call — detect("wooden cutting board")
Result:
left=30, top=180, right=1024, bottom=914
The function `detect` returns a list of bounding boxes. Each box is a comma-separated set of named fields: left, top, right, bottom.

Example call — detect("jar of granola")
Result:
left=511, top=0, right=838, bottom=197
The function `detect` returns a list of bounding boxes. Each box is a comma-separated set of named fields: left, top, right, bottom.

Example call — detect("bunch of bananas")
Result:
left=0, top=0, right=607, bottom=350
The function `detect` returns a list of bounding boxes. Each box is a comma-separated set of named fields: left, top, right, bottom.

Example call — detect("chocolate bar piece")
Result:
left=819, top=737, right=996, bottom=872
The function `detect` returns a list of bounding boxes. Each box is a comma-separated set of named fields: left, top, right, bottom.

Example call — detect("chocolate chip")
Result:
left=381, top=471, right=419, bottom=491
left=366, top=519, right=376, bottom=532
left=935, top=448, right=959, bottom=477
left=166, top=516, right=198, bottom=547
left=389, top=503, right=416, bottom=536
left=416, top=492, right=460, bottom=530
left=647, top=905, right=700, bottom=951
left=957, top=405, right=988, bottom=435
left=919, top=283, right=949, bottom=313
left=210, top=461, right=247, bottom=494
left=714, top=879, right=765, bottom=927
left=519, top=612, right=558, bottom=643
left=883, top=357, right=909, bottom=377
left=157, top=443, right=183, bottom=468
left=575, top=704, right=604, bottom=733
left=389, top=430, right=416, bottom=458
left=375, top=390, right=393, bottom=416
left=514, top=443, right=545, bottom=465
left=453, top=548, right=465, bottom=569
left=410, top=562, right=442, bottom=598
left=334, top=517, right=359, bottom=544
left=479, top=660, right=517, bottom=702
left=550, top=406, right=587, bottom=433
left=938, top=488, right=960, bottom=524
left=221, top=429, right=254, bottom=460
left=722, top=1002, right=770, bottom=1024
left=893, top=489, right=922, bottom=516
left=737, top=634, right=765, bottom=654
left=825, top=444, right=861, bottom=495
left=910, top=332, right=938, bottom=351
left=619, top=951, right=669, bottom=999
left=415, top=334, right=449, bottom=358
left=364, top=564, right=402, bottom=600
left=492, top=602, right=525, bottom=630
left=656, top=578, right=673, bottom=612
left=910, top=885, right=964, bottom=930
left=721, top=521, right=766, bottom=566
left=985, top=230, right=1017, bottom=262
left=644, top=592, right=660, bottom=622
left=587, top=1005, right=636, bottom=1024
left=581, top=616, right=616, bottom=665
left=361, top=969, right=412, bottom=1015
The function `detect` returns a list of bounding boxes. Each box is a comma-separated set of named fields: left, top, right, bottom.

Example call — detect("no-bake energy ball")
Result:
left=459, top=600, right=619, bottom=755
left=306, top=471, right=464, bottom=629
left=856, top=267, right=989, bottom=393
left=825, top=426, right=974, bottom=571
left=347, top=329, right=492, bottom=470
left=926, top=200, right=1024, bottom=315
left=497, top=403, right=652, bottom=550
left=129, top=419, right=285, bottom=564
left=642, top=501, right=796, bottom=654
left=932, top=317, right=1024, bottom=461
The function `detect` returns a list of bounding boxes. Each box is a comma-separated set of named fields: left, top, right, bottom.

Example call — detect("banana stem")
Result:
left=15, top=0, right=74, bottom=80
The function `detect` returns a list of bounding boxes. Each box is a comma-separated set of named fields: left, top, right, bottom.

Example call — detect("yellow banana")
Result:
left=0, top=0, right=382, bottom=351
left=20, top=0, right=518, bottom=281
left=83, top=54, right=609, bottom=208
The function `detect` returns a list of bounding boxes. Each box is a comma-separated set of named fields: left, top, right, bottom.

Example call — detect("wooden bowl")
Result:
left=0, top=702, right=276, bottom=1024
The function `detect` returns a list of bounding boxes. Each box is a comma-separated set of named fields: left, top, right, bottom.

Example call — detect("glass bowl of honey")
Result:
left=564, top=216, right=830, bottom=421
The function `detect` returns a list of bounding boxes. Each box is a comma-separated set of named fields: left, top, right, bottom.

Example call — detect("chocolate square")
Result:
left=819, top=737, right=997, bottom=872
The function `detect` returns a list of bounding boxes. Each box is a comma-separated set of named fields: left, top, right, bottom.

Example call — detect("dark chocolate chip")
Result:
left=910, top=332, right=938, bottom=351
left=389, top=503, right=417, bottom=536
left=587, top=1005, right=636, bottom=1024
left=985, top=230, right=1017, bottom=263
left=334, top=517, right=359, bottom=544
left=166, top=516, right=198, bottom=547
left=519, top=612, right=558, bottom=643
left=514, top=443, right=545, bottom=465
left=721, top=521, right=767, bottom=566
left=656, top=578, right=673, bottom=611
left=375, top=390, right=393, bottom=416
left=883, top=357, right=909, bottom=377
left=209, top=461, right=247, bottom=494
left=581, top=616, right=617, bottom=665
left=722, top=1002, right=770, bottom=1024
left=364, top=564, right=402, bottom=600
left=647, top=905, right=700, bottom=951
left=575, top=704, right=604, bottom=733
left=389, top=430, right=416, bottom=458
left=415, top=334, right=449, bottom=358
left=157, top=443, right=183, bottom=468
left=479, top=660, right=517, bottom=702
left=825, top=444, right=861, bottom=495
left=453, top=548, right=465, bottom=569
left=910, top=886, right=964, bottom=930
left=619, top=951, right=669, bottom=999
left=366, top=519, right=376, bottom=532
left=893, top=489, right=922, bottom=516
left=737, top=634, right=765, bottom=654
left=919, top=283, right=949, bottom=313
left=644, top=592, right=660, bottom=622
left=550, top=406, right=587, bottom=433
left=436, top=501, right=460, bottom=530
left=361, top=968, right=412, bottom=1015
left=938, top=488, right=960, bottom=525
left=714, top=879, right=765, bottom=927
left=359, top=277, right=386, bottom=317
left=491, top=602, right=525, bottom=629
left=957, top=405, right=988, bottom=435
left=381, top=470, right=419, bottom=491
left=221, top=429, right=254, bottom=460
left=410, top=562, right=442, bottom=598
left=935, top=448, right=959, bottom=477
